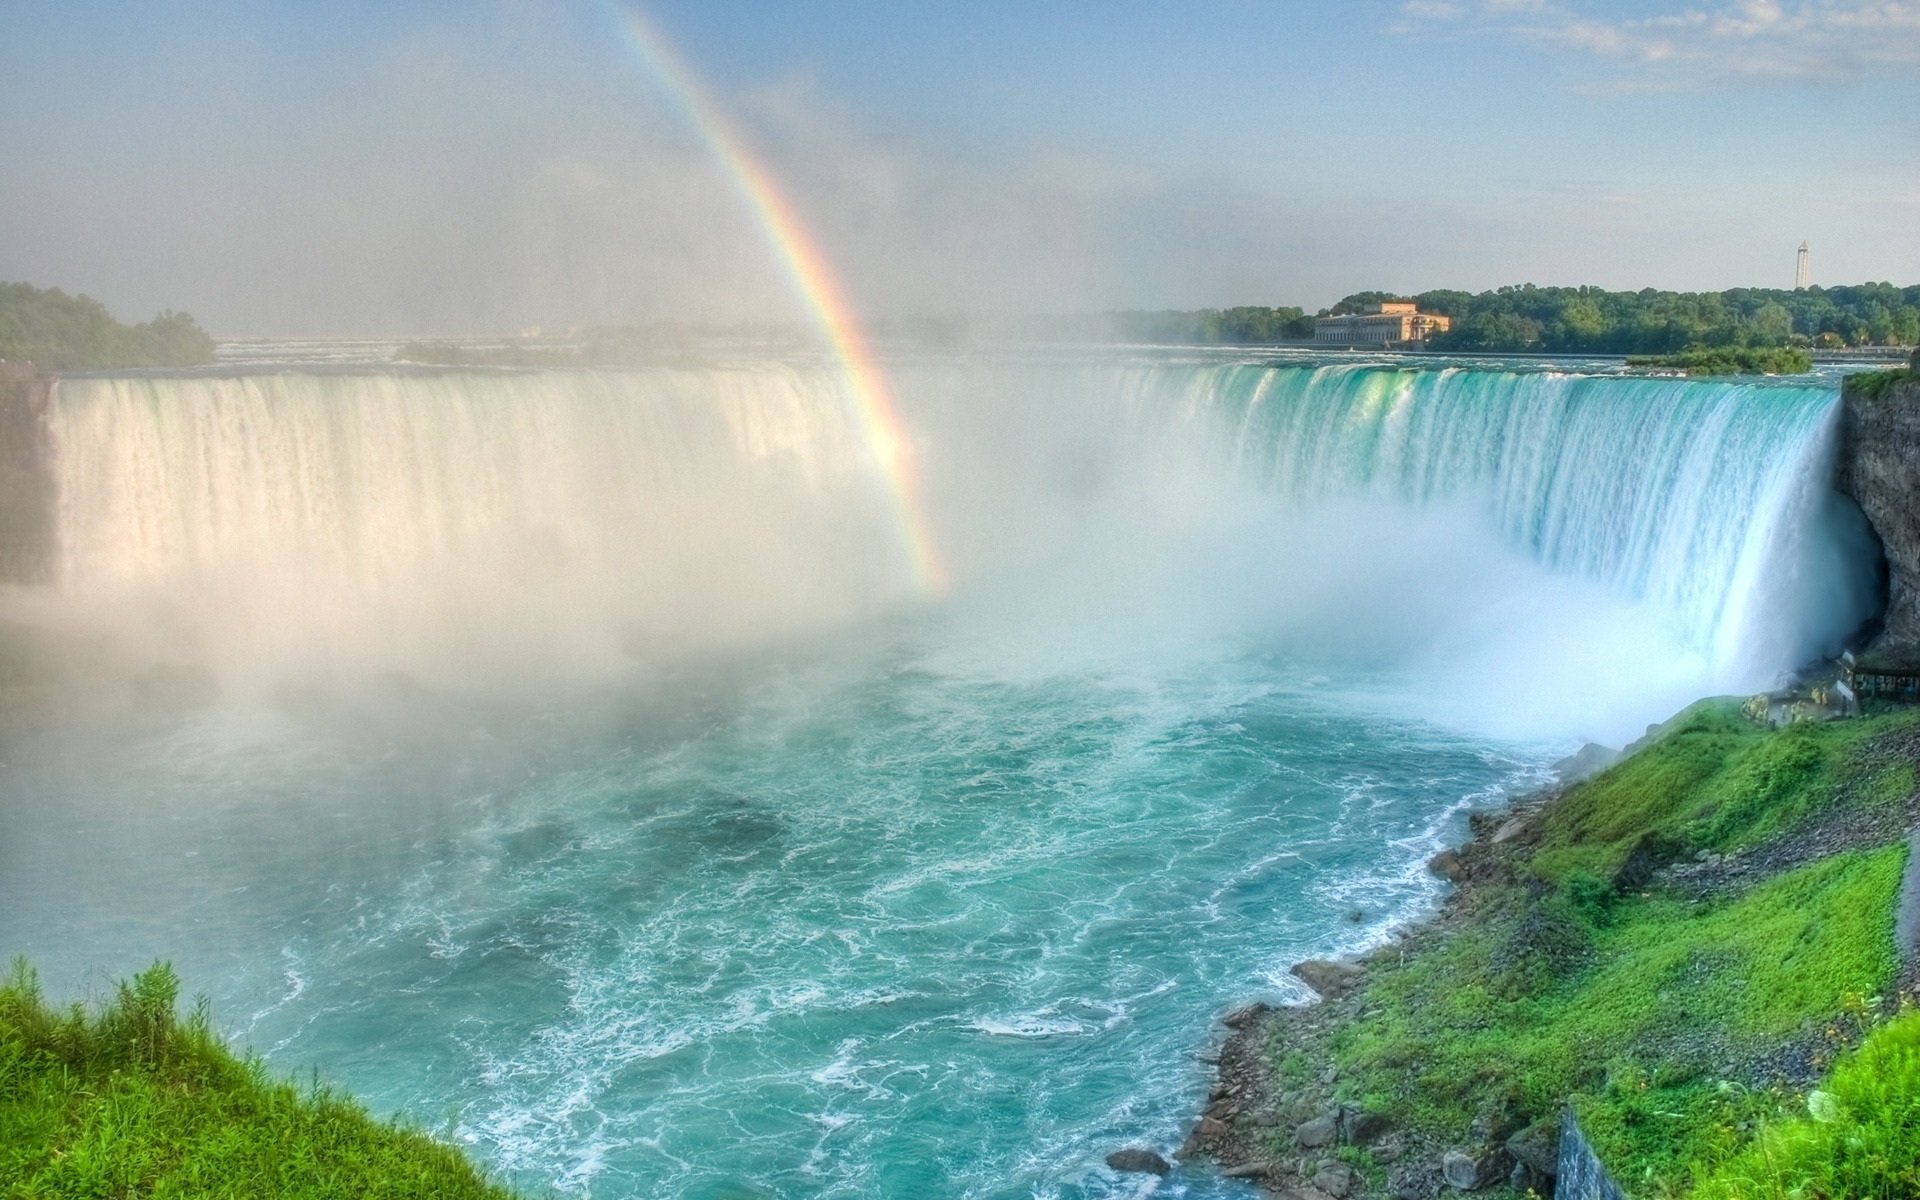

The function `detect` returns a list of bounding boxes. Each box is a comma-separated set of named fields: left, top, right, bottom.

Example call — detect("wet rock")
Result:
left=1223, top=1001, right=1272, bottom=1029
left=1292, top=959, right=1365, bottom=999
left=1428, top=849, right=1468, bottom=883
left=1442, top=1148, right=1511, bottom=1191
left=1106, top=1147, right=1171, bottom=1176
left=1295, top=1114, right=1338, bottom=1148
left=1340, top=1108, right=1392, bottom=1145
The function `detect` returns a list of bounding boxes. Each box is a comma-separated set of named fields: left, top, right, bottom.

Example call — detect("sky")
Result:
left=0, top=0, right=1916, bottom=336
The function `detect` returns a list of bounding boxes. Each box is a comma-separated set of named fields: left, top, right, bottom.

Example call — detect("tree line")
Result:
left=0, top=281, right=216, bottom=370
left=1341, top=283, right=1920, bottom=353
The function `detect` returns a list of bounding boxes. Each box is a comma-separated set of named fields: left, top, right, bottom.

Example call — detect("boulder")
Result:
left=1106, top=1147, right=1171, bottom=1176
left=1223, top=1001, right=1272, bottom=1029
left=1508, top=1160, right=1552, bottom=1196
left=1314, top=1162, right=1359, bottom=1198
left=1490, top=817, right=1529, bottom=845
left=1428, top=850, right=1467, bottom=883
left=1340, top=1107, right=1392, bottom=1145
left=1221, top=1161, right=1280, bottom=1179
left=1441, top=1148, right=1511, bottom=1192
left=1292, top=959, right=1364, bottom=998
left=1295, top=1114, right=1339, bottom=1148
left=1193, top=1116, right=1231, bottom=1139
left=1504, top=1122, right=1559, bottom=1176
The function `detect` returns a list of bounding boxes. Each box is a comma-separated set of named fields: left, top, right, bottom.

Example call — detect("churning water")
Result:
left=0, top=356, right=1881, bottom=1197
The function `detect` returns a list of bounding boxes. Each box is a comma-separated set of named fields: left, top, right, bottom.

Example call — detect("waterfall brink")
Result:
left=13, top=359, right=1882, bottom=717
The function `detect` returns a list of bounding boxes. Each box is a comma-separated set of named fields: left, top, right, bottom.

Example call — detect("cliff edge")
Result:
left=1838, top=362, right=1920, bottom=667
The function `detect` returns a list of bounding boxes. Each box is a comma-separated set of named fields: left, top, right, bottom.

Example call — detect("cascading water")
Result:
left=0, top=356, right=1883, bottom=1199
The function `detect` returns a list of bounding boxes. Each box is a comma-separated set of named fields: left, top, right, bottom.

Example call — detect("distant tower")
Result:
left=1795, top=241, right=1811, bottom=290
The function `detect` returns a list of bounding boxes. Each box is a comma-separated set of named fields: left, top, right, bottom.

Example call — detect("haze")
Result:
left=2, top=0, right=1917, bottom=335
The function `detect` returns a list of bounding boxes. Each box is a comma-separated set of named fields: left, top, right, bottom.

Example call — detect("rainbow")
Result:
left=605, top=3, right=948, bottom=597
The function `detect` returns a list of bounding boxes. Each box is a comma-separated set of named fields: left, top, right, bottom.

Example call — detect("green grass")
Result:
left=0, top=961, right=518, bottom=1199
left=1314, top=705, right=1917, bottom=1197
left=1689, top=1007, right=1920, bottom=1200
left=1530, top=701, right=1912, bottom=885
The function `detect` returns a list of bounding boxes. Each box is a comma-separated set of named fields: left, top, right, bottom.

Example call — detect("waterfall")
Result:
left=38, top=366, right=914, bottom=685
left=1094, top=362, right=1879, bottom=684
left=15, top=358, right=1882, bottom=707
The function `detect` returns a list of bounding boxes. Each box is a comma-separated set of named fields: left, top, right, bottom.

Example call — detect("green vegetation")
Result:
left=1409, top=282, right=1920, bottom=354
left=1845, top=362, right=1915, bottom=402
left=1690, top=1006, right=1920, bottom=1200
left=0, top=282, right=215, bottom=370
left=1061, top=283, right=1917, bottom=353
left=1625, top=346, right=1814, bottom=376
left=1310, top=702, right=1920, bottom=1197
left=0, top=961, right=516, bottom=1199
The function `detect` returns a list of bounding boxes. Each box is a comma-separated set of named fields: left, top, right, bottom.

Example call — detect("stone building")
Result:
left=1313, top=301, right=1451, bottom=348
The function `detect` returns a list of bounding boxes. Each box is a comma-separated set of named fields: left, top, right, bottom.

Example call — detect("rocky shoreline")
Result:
left=1166, top=795, right=1564, bottom=1200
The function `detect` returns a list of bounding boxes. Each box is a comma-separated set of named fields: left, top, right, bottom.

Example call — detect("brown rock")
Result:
left=1194, top=1116, right=1231, bottom=1139
left=1223, top=1001, right=1272, bottom=1029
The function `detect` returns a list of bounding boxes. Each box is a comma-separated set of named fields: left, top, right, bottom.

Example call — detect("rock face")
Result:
left=1838, top=375, right=1920, bottom=665
left=0, top=364, right=53, bottom=585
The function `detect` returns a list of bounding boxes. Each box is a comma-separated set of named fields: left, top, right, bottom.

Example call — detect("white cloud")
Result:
left=1407, top=1, right=1920, bottom=85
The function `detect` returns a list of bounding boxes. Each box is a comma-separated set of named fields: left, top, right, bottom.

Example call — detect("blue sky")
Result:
left=1, top=0, right=1915, bottom=334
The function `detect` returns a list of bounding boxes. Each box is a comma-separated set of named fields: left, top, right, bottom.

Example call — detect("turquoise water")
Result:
left=0, top=358, right=1878, bottom=1196
left=1, top=620, right=1548, bottom=1198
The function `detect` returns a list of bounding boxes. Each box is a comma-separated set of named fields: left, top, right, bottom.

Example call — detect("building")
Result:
left=1795, top=241, right=1811, bottom=290
left=1313, top=301, right=1452, bottom=348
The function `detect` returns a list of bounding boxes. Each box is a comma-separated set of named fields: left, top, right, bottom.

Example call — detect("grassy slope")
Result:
left=0, top=962, right=517, bottom=1200
left=1315, top=701, right=1920, bottom=1198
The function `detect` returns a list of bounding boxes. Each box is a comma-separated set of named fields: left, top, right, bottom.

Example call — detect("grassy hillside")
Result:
left=0, top=961, right=517, bottom=1199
